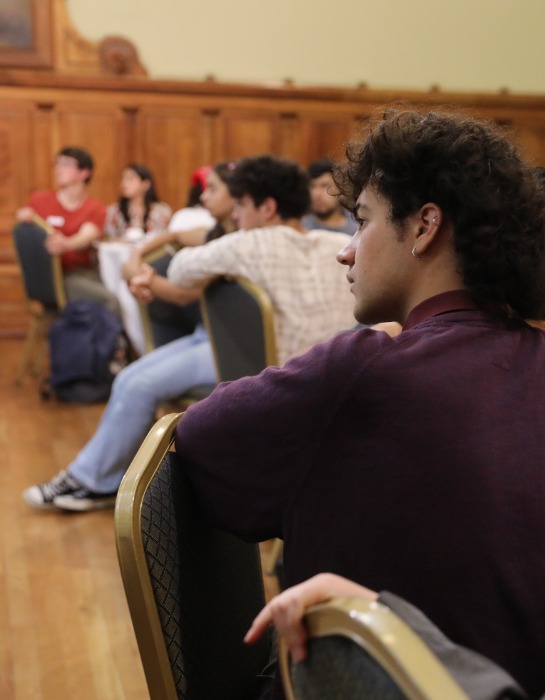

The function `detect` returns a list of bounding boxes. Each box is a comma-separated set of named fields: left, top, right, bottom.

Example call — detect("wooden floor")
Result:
left=0, top=338, right=279, bottom=700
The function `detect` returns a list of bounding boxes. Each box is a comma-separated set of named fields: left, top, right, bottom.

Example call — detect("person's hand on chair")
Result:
left=129, top=263, right=156, bottom=303
left=44, top=231, right=71, bottom=255
left=16, top=206, right=35, bottom=222
left=244, top=573, right=378, bottom=662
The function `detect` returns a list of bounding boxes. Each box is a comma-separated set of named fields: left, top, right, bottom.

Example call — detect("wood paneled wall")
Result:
left=3, top=70, right=545, bottom=335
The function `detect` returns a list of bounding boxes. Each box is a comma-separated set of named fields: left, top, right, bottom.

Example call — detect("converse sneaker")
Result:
left=54, top=488, right=117, bottom=512
left=23, top=470, right=83, bottom=510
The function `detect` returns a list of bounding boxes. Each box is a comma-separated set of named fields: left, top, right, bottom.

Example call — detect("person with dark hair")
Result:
left=301, top=157, right=357, bottom=235
left=123, top=162, right=233, bottom=268
left=167, top=154, right=355, bottom=365
left=23, top=154, right=355, bottom=512
left=104, top=163, right=172, bottom=240
left=173, top=111, right=545, bottom=699
left=128, top=165, right=219, bottom=260
left=15, top=146, right=120, bottom=316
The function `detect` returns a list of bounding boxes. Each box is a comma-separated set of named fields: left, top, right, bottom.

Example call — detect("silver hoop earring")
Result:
left=411, top=246, right=420, bottom=258
left=432, top=216, right=438, bottom=225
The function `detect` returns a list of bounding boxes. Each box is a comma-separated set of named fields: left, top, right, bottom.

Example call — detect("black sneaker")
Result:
left=54, top=488, right=117, bottom=512
left=23, top=470, right=83, bottom=510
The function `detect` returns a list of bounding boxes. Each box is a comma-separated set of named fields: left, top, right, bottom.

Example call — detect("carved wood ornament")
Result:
left=53, top=0, right=147, bottom=77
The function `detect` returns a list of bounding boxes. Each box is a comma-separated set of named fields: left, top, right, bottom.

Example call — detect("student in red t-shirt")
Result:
left=16, top=146, right=120, bottom=316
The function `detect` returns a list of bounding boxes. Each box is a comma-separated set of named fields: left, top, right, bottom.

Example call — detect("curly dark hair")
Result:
left=119, top=163, right=160, bottom=228
left=335, top=108, right=545, bottom=319
left=228, top=155, right=310, bottom=219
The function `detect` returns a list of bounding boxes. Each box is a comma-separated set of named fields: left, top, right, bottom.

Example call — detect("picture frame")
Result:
left=0, top=0, right=52, bottom=69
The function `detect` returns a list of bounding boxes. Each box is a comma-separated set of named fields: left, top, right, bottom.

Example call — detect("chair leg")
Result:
left=14, top=317, right=44, bottom=384
left=265, top=538, right=284, bottom=576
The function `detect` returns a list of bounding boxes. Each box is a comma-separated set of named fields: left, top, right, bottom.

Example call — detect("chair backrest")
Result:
left=139, top=246, right=201, bottom=352
left=12, top=222, right=66, bottom=310
left=279, top=597, right=469, bottom=700
left=115, top=412, right=272, bottom=700
left=201, top=276, right=278, bottom=381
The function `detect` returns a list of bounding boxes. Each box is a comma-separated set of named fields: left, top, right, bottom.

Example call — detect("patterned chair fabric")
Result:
left=115, top=413, right=271, bottom=700
left=291, top=636, right=407, bottom=700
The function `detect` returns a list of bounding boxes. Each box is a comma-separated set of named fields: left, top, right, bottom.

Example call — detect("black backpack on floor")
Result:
left=44, top=300, right=127, bottom=404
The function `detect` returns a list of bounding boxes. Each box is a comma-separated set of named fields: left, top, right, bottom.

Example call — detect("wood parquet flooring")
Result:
left=0, top=338, right=278, bottom=700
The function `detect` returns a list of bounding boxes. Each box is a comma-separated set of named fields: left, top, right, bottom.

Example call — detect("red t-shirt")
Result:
left=26, top=190, right=106, bottom=271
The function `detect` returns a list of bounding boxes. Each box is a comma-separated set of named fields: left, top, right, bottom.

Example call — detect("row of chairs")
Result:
left=12, top=222, right=278, bottom=392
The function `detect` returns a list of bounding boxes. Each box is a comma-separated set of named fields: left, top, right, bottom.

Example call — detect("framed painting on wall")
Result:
left=0, top=0, right=52, bottom=68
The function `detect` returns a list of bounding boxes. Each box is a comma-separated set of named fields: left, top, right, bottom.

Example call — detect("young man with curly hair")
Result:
left=175, top=111, right=545, bottom=699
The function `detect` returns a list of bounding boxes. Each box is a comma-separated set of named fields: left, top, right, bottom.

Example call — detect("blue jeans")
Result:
left=69, top=325, right=216, bottom=493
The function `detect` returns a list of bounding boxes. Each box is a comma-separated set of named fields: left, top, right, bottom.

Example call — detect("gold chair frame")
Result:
left=115, top=412, right=182, bottom=700
left=200, top=275, right=278, bottom=373
left=279, top=597, right=469, bottom=700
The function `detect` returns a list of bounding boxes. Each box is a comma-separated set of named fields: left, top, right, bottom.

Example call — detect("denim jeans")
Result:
left=69, top=324, right=216, bottom=493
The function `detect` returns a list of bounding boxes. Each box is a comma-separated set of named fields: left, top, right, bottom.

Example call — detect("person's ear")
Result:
left=78, top=168, right=92, bottom=183
left=260, top=197, right=278, bottom=222
left=410, top=203, right=442, bottom=258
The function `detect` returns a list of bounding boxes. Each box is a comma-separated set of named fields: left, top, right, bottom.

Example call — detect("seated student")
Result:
left=301, top=157, right=357, bottom=235
left=246, top=573, right=532, bottom=700
left=122, top=162, right=236, bottom=281
left=15, top=146, right=120, bottom=317
left=23, top=155, right=355, bottom=512
left=122, top=162, right=239, bottom=350
left=104, top=163, right=172, bottom=241
left=172, top=111, right=545, bottom=700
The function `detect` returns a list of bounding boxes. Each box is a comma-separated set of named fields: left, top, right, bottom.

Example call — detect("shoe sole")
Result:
left=53, top=496, right=117, bottom=512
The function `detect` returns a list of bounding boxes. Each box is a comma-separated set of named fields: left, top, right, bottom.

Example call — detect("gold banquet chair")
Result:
left=201, top=275, right=283, bottom=578
left=279, top=597, right=469, bottom=700
left=12, top=220, right=67, bottom=384
left=201, top=275, right=278, bottom=381
left=138, top=245, right=199, bottom=354
left=157, top=274, right=280, bottom=413
left=138, top=246, right=213, bottom=410
left=114, top=412, right=272, bottom=700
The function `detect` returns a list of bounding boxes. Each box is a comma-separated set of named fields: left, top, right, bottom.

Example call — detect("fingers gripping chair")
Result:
left=279, top=597, right=469, bottom=700
left=12, top=221, right=67, bottom=384
left=115, top=412, right=272, bottom=700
